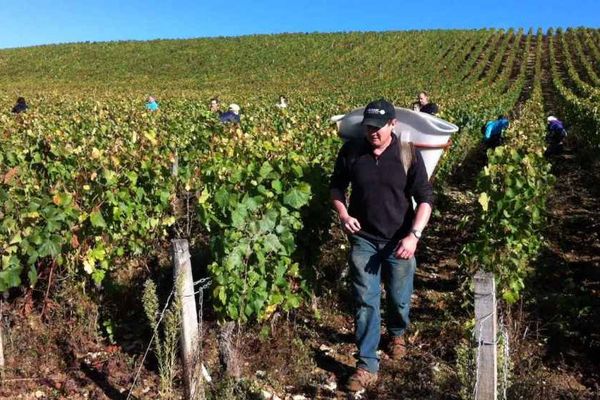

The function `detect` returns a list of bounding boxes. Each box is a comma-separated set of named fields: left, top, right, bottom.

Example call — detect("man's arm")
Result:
left=484, top=122, right=493, bottom=140
left=396, top=151, right=433, bottom=259
left=331, top=188, right=361, bottom=234
left=329, top=143, right=362, bottom=235
left=394, top=202, right=432, bottom=259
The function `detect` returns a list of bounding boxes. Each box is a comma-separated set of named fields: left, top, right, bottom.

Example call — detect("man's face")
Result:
left=418, top=93, right=428, bottom=106
left=210, top=100, right=219, bottom=112
left=365, top=120, right=395, bottom=148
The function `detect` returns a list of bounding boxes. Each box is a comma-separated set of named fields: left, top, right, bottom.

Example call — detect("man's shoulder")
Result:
left=340, top=138, right=369, bottom=153
left=422, top=103, right=438, bottom=114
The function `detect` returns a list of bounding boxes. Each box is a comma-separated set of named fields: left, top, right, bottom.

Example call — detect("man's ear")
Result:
left=389, top=118, right=397, bottom=127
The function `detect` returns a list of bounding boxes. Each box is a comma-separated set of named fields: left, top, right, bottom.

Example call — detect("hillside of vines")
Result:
left=0, top=28, right=598, bottom=399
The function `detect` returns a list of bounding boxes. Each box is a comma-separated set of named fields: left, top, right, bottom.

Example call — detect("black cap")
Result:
left=361, top=99, right=396, bottom=128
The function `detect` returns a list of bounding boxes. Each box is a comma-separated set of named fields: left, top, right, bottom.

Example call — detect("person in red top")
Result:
left=330, top=99, right=433, bottom=392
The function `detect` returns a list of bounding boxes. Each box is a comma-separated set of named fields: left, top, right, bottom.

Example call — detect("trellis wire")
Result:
left=472, top=293, right=511, bottom=400
left=126, top=275, right=211, bottom=400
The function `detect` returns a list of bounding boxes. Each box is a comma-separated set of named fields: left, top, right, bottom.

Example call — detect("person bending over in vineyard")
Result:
left=219, top=103, right=241, bottom=124
left=330, top=99, right=433, bottom=392
left=413, top=91, right=438, bottom=115
left=146, top=96, right=159, bottom=111
left=545, top=116, right=568, bottom=156
left=482, top=115, right=509, bottom=149
left=11, top=97, right=28, bottom=114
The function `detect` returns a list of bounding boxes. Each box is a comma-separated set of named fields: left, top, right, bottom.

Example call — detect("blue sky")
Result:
left=0, top=0, right=598, bottom=49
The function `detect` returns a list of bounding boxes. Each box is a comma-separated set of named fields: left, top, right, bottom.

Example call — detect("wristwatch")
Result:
left=411, top=229, right=422, bottom=239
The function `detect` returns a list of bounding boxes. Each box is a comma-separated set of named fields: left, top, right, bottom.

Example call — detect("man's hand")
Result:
left=340, top=215, right=362, bottom=235
left=395, top=234, right=419, bottom=259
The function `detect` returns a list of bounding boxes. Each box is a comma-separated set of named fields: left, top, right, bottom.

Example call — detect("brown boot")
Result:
left=346, top=368, right=378, bottom=392
left=389, top=336, right=407, bottom=360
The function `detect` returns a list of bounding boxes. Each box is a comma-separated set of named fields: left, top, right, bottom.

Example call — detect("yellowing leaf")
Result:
left=198, top=189, right=210, bottom=205
left=24, top=211, right=40, bottom=219
left=260, top=303, right=278, bottom=321
left=52, top=193, right=62, bottom=206
left=91, top=147, right=101, bottom=159
left=162, top=216, right=176, bottom=226
left=144, top=131, right=158, bottom=146
left=2, top=167, right=18, bottom=184
left=478, top=192, right=490, bottom=212
left=83, top=258, right=95, bottom=274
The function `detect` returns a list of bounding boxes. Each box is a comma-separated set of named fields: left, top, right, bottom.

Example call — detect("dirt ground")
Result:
left=0, top=143, right=598, bottom=399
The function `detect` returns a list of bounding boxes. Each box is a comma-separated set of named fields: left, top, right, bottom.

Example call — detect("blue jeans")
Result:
left=349, top=234, right=416, bottom=373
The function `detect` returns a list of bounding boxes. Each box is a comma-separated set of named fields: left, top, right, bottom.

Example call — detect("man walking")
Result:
left=330, top=99, right=433, bottom=392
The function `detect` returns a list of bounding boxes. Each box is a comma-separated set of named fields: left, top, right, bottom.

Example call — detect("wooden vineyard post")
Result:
left=172, top=239, right=203, bottom=399
left=474, top=270, right=497, bottom=400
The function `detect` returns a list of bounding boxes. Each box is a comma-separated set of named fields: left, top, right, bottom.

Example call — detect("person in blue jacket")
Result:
left=146, top=96, right=159, bottom=111
left=219, top=103, right=241, bottom=124
left=482, top=115, right=509, bottom=148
